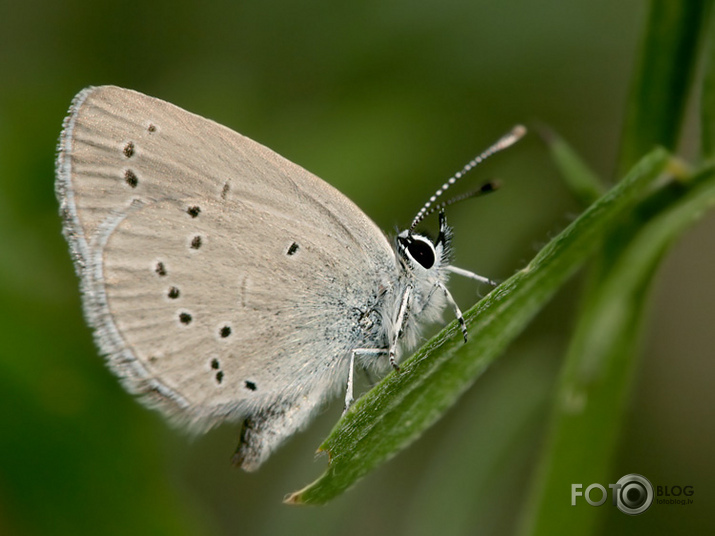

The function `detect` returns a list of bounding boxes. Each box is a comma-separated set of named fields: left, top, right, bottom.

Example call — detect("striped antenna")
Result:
left=418, top=180, right=501, bottom=221
left=409, top=124, right=526, bottom=231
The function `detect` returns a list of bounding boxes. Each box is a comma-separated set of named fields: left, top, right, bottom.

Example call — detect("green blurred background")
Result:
left=1, top=1, right=713, bottom=534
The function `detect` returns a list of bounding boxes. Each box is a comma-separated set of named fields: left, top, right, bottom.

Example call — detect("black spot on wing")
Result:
left=123, top=141, right=135, bottom=158
left=125, top=169, right=138, bottom=188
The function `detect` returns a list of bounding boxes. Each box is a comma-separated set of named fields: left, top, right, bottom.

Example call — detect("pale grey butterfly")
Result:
left=56, top=86, right=525, bottom=471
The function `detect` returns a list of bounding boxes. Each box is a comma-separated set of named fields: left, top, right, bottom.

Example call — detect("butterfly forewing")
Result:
left=56, top=86, right=398, bottom=433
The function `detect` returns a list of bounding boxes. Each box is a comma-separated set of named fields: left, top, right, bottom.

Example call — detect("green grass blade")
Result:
left=286, top=148, right=670, bottom=505
left=702, top=8, right=715, bottom=160
left=520, top=164, right=715, bottom=535
left=617, top=0, right=712, bottom=175
left=539, top=126, right=605, bottom=206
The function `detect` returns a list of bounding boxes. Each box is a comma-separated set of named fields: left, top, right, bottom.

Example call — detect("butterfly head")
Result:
left=396, top=211, right=451, bottom=273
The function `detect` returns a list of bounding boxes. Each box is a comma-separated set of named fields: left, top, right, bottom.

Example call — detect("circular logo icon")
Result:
left=615, top=474, right=653, bottom=515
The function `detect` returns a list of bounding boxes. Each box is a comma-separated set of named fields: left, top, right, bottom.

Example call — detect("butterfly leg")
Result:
left=344, top=348, right=388, bottom=414
left=343, top=284, right=414, bottom=415
left=344, top=350, right=356, bottom=413
left=445, top=265, right=498, bottom=287
left=436, top=280, right=468, bottom=342
left=389, top=284, right=413, bottom=372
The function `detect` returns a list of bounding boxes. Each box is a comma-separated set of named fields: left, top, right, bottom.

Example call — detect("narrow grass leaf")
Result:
left=539, top=126, right=605, bottom=206
left=618, top=1, right=712, bottom=175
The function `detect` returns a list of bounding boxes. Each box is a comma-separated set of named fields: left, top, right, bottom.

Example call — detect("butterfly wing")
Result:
left=56, top=86, right=398, bottom=469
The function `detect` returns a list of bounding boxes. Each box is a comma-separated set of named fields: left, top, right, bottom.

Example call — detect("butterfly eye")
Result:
left=406, top=237, right=436, bottom=269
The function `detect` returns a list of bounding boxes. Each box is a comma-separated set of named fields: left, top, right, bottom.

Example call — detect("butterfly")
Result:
left=56, top=86, right=524, bottom=470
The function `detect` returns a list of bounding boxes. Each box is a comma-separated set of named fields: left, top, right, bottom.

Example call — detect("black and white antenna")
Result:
left=409, top=125, right=526, bottom=231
